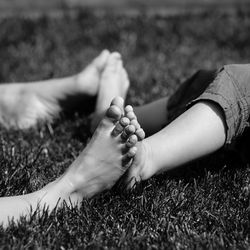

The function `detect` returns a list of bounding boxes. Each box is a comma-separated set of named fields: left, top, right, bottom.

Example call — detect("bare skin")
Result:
left=91, top=52, right=130, bottom=131
left=123, top=101, right=227, bottom=188
left=0, top=50, right=110, bottom=129
left=88, top=58, right=227, bottom=188
left=64, top=97, right=140, bottom=200
left=0, top=97, right=145, bottom=227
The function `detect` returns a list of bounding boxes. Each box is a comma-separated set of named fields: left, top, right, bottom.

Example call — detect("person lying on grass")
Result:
left=0, top=49, right=249, bottom=226
left=0, top=51, right=145, bottom=227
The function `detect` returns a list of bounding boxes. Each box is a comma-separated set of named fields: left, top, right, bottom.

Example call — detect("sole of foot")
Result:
left=90, top=52, right=130, bottom=132
left=61, top=97, right=141, bottom=202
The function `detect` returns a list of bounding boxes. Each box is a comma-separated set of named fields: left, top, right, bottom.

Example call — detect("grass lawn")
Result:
left=0, top=9, right=250, bottom=249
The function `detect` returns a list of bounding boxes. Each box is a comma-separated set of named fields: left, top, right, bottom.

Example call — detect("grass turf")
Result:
left=0, top=9, right=250, bottom=249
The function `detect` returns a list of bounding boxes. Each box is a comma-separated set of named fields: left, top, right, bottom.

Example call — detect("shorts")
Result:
left=167, top=64, right=250, bottom=147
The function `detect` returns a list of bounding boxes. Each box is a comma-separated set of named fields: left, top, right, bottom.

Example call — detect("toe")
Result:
left=94, top=50, right=110, bottom=71
left=124, top=105, right=136, bottom=121
left=111, top=96, right=124, bottom=113
left=135, top=128, right=146, bottom=141
left=126, top=111, right=136, bottom=121
left=111, top=52, right=121, bottom=60
left=120, top=117, right=130, bottom=127
left=125, top=105, right=133, bottom=114
left=111, top=122, right=124, bottom=137
left=122, top=147, right=137, bottom=166
left=106, top=52, right=122, bottom=71
left=126, top=134, right=138, bottom=148
left=127, top=146, right=137, bottom=158
left=106, top=105, right=122, bottom=121
left=125, top=125, right=136, bottom=135
left=111, top=116, right=130, bottom=137
left=121, top=124, right=136, bottom=140
left=130, top=119, right=140, bottom=130
left=122, top=146, right=137, bottom=165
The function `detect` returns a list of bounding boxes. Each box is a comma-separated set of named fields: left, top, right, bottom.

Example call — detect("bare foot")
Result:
left=121, top=140, right=154, bottom=190
left=117, top=105, right=152, bottom=189
left=91, top=52, right=130, bottom=132
left=57, top=97, right=142, bottom=202
left=113, top=105, right=149, bottom=190
left=0, top=50, right=110, bottom=129
left=75, top=50, right=110, bottom=95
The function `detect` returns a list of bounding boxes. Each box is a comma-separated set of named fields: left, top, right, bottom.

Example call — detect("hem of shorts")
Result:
left=186, top=94, right=233, bottom=145
left=224, top=67, right=250, bottom=136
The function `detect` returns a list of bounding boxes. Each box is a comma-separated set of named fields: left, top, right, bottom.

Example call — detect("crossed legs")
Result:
left=91, top=63, right=227, bottom=188
left=123, top=101, right=226, bottom=187
left=0, top=51, right=229, bottom=226
left=93, top=91, right=226, bottom=188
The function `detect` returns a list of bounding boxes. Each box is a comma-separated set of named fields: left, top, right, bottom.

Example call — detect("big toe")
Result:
left=110, top=52, right=121, bottom=61
left=106, top=97, right=125, bottom=122
left=106, top=105, right=122, bottom=122
left=105, top=52, right=122, bottom=72
left=93, top=50, right=110, bottom=72
left=111, top=96, right=124, bottom=113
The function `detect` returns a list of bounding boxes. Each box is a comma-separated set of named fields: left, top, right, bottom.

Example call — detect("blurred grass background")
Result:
left=0, top=7, right=250, bottom=249
left=1, top=0, right=250, bottom=17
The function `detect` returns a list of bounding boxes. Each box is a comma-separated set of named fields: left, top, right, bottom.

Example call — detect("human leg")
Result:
left=123, top=101, right=226, bottom=187
left=0, top=97, right=144, bottom=227
left=133, top=69, right=217, bottom=136
left=123, top=65, right=250, bottom=187
left=0, top=50, right=110, bottom=129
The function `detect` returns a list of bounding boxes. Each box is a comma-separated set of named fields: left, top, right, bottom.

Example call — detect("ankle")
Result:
left=61, top=156, right=104, bottom=200
left=137, top=140, right=156, bottom=180
left=144, top=135, right=174, bottom=176
left=38, top=179, right=84, bottom=210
